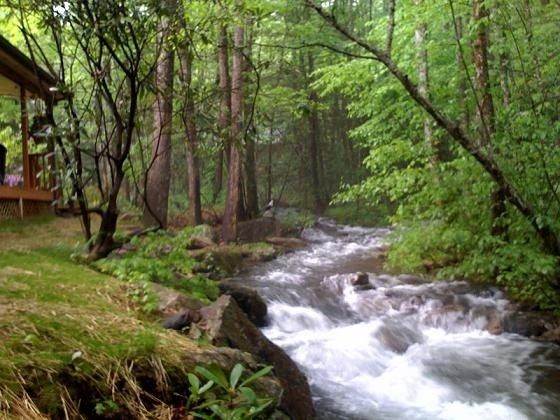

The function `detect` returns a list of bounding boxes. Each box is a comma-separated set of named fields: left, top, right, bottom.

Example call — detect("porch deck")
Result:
left=0, top=186, right=54, bottom=220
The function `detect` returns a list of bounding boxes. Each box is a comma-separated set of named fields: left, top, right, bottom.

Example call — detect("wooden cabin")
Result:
left=0, top=35, right=63, bottom=220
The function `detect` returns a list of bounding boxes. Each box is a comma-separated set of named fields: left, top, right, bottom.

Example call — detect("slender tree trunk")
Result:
left=498, top=32, right=511, bottom=107
left=267, top=123, right=273, bottom=202
left=143, top=6, right=174, bottom=228
left=244, top=126, right=259, bottom=217
left=223, top=24, right=244, bottom=242
left=414, top=0, right=437, bottom=166
left=307, top=52, right=326, bottom=212
left=454, top=16, right=470, bottom=131
left=243, top=28, right=259, bottom=218
left=472, top=0, right=506, bottom=237
left=213, top=150, right=224, bottom=203
left=216, top=23, right=231, bottom=202
left=179, top=44, right=202, bottom=225
left=472, top=0, right=494, bottom=147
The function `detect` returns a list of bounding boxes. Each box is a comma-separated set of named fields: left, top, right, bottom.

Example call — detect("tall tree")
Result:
left=179, top=43, right=203, bottom=225
left=223, top=21, right=245, bottom=242
left=472, top=0, right=506, bottom=236
left=143, top=0, right=175, bottom=228
left=306, top=51, right=326, bottom=212
left=414, top=0, right=436, bottom=166
left=243, top=25, right=259, bottom=218
left=214, top=23, right=231, bottom=203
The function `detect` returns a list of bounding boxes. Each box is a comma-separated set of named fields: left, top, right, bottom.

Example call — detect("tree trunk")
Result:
left=454, top=16, right=470, bottom=131
left=267, top=124, right=273, bottom=202
left=143, top=7, right=174, bottom=228
left=213, top=149, right=224, bottom=203
left=244, top=128, right=259, bottom=218
left=216, top=23, right=231, bottom=202
left=243, top=28, right=259, bottom=218
left=472, top=0, right=506, bottom=237
left=306, top=52, right=327, bottom=212
left=91, top=164, right=124, bottom=260
left=179, top=44, right=202, bottom=225
left=414, top=0, right=437, bottom=166
left=223, top=24, right=244, bottom=243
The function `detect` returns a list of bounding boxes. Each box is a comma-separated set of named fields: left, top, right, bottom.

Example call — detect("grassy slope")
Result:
left=0, top=217, right=216, bottom=418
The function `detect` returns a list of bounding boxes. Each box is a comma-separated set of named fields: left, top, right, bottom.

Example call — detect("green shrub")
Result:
left=185, top=364, right=275, bottom=419
left=94, top=229, right=219, bottom=304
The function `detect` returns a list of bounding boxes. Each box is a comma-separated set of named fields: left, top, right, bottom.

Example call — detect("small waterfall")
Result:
left=235, top=219, right=560, bottom=419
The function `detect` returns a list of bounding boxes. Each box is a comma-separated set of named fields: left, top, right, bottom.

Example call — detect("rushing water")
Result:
left=234, top=219, right=560, bottom=420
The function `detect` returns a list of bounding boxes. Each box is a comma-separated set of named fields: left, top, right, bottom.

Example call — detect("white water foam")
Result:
left=236, top=221, right=560, bottom=419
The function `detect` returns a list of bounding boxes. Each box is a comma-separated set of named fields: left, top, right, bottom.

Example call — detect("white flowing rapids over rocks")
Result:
left=234, top=219, right=560, bottom=420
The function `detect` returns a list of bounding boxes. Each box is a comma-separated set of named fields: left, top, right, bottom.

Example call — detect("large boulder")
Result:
left=193, top=295, right=316, bottom=420
left=218, top=281, right=268, bottom=327
left=151, top=283, right=204, bottom=315
left=162, top=309, right=201, bottom=331
left=187, top=235, right=217, bottom=250
left=350, top=272, right=370, bottom=286
left=502, top=311, right=559, bottom=339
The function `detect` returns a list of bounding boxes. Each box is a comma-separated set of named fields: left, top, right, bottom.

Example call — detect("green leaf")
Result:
left=240, top=365, right=273, bottom=387
left=229, top=363, right=243, bottom=389
left=199, top=380, right=215, bottom=394
left=187, top=373, right=200, bottom=393
left=195, top=365, right=229, bottom=389
left=238, top=386, right=256, bottom=404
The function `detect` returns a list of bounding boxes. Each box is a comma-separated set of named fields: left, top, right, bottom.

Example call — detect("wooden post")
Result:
left=20, top=86, right=30, bottom=189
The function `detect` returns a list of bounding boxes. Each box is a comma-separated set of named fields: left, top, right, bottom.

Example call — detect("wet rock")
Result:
left=187, top=235, right=217, bottom=250
left=151, top=283, right=204, bottom=314
left=397, top=274, right=426, bottom=285
left=193, top=295, right=315, bottom=420
left=266, top=236, right=307, bottom=251
left=162, top=309, right=201, bottom=331
left=502, top=312, right=558, bottom=338
left=423, top=304, right=467, bottom=329
left=350, top=272, right=370, bottom=286
left=218, top=281, right=268, bottom=327
left=354, top=284, right=376, bottom=292
left=486, top=313, right=503, bottom=335
left=377, top=323, right=423, bottom=353
left=470, top=306, right=503, bottom=334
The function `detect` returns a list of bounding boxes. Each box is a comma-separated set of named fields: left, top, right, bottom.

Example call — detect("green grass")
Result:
left=0, top=217, right=282, bottom=418
left=0, top=221, right=208, bottom=418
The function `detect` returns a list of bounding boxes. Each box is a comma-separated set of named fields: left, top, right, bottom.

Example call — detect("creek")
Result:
left=234, top=219, right=560, bottom=419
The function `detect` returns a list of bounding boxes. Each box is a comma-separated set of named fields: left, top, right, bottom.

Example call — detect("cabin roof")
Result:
left=0, top=34, right=62, bottom=101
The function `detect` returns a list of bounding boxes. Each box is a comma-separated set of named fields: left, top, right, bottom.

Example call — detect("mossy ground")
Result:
left=0, top=217, right=206, bottom=418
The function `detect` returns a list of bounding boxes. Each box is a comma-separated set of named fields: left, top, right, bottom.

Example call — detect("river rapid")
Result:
left=234, top=219, right=560, bottom=420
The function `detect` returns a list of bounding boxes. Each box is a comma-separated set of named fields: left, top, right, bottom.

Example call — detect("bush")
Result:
left=94, top=228, right=219, bottom=304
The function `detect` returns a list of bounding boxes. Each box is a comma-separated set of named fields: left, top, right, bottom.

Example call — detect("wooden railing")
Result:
left=28, top=151, right=53, bottom=191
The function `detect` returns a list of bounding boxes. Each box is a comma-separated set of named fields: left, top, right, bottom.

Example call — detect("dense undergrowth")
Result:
left=94, top=227, right=220, bottom=307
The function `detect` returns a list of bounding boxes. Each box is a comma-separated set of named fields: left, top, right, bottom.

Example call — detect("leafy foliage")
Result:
left=95, top=228, right=219, bottom=304
left=185, top=364, right=274, bottom=419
